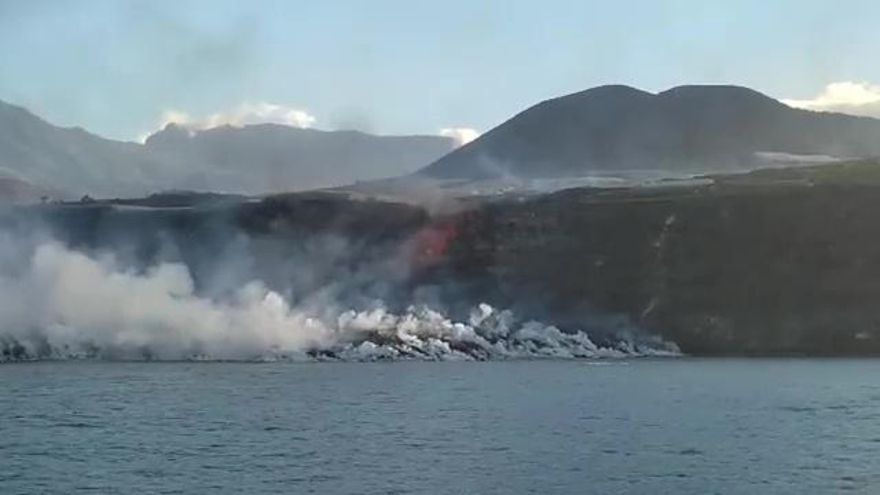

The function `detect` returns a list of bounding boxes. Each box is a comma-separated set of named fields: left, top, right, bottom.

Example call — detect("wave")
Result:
left=0, top=243, right=679, bottom=362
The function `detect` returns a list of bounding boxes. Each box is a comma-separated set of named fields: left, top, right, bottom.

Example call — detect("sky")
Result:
left=2, top=0, right=880, bottom=143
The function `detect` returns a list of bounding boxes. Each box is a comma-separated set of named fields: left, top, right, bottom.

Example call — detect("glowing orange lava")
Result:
left=408, top=220, right=460, bottom=269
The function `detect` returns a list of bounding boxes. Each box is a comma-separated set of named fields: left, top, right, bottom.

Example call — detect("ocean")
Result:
left=2, top=359, right=879, bottom=494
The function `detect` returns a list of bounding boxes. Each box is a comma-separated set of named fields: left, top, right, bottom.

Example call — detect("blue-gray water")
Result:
left=2, top=359, right=880, bottom=494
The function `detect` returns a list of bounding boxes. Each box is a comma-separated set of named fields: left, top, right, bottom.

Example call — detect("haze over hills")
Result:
left=145, top=123, right=454, bottom=194
left=418, top=85, right=880, bottom=180
left=0, top=100, right=455, bottom=200
left=6, top=84, right=880, bottom=202
left=0, top=100, right=169, bottom=199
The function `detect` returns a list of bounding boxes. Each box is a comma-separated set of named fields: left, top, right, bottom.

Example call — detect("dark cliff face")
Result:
left=419, top=85, right=880, bottom=180
left=444, top=177, right=880, bottom=355
left=13, top=165, right=880, bottom=355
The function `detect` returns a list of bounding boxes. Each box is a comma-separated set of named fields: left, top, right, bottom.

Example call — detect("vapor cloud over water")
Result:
left=0, top=236, right=678, bottom=362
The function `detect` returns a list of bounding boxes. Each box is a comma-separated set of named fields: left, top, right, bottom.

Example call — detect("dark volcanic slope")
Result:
left=419, top=85, right=880, bottom=179
left=11, top=160, right=880, bottom=356
left=441, top=161, right=880, bottom=355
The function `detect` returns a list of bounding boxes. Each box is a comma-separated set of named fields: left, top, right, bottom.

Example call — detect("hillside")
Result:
left=0, top=101, right=166, bottom=198
left=14, top=159, right=880, bottom=356
left=145, top=123, right=454, bottom=194
left=0, top=100, right=454, bottom=199
left=419, top=85, right=880, bottom=180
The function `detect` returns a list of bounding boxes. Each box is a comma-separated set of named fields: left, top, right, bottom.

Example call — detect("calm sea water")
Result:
left=2, top=359, right=880, bottom=494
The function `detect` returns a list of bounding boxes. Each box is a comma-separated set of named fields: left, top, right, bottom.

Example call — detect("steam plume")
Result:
left=140, top=102, right=317, bottom=141
left=440, top=127, right=481, bottom=147
left=783, top=81, right=880, bottom=119
left=0, top=234, right=678, bottom=362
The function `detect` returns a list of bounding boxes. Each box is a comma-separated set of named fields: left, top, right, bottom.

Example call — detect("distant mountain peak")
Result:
left=531, top=84, right=654, bottom=113
left=143, top=122, right=193, bottom=149
left=558, top=84, right=653, bottom=99
left=659, top=83, right=768, bottom=95
left=657, top=84, right=787, bottom=108
left=0, top=99, right=454, bottom=197
left=418, top=84, right=880, bottom=180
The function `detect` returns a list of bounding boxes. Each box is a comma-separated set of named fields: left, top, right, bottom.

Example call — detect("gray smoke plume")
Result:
left=0, top=210, right=678, bottom=361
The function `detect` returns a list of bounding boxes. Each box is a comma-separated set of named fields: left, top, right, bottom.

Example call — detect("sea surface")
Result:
left=2, top=359, right=880, bottom=494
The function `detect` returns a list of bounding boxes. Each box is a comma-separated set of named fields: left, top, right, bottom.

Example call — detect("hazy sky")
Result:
left=2, top=0, right=880, bottom=142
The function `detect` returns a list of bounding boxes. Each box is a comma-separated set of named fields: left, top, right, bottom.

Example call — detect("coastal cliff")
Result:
left=10, top=162, right=880, bottom=356
left=446, top=165, right=880, bottom=355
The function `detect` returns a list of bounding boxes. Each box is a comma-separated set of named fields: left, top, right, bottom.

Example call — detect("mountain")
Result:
left=0, top=176, right=57, bottom=204
left=418, top=85, right=880, bottom=180
left=0, top=100, right=455, bottom=198
left=11, top=84, right=880, bottom=199
left=144, top=123, right=454, bottom=194
left=0, top=101, right=167, bottom=198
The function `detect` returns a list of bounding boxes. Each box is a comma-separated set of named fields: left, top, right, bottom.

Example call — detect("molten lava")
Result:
left=408, top=219, right=460, bottom=269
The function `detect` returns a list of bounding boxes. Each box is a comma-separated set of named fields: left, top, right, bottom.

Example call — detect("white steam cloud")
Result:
left=139, top=102, right=317, bottom=142
left=0, top=243, right=332, bottom=359
left=783, top=81, right=880, bottom=119
left=0, top=240, right=678, bottom=362
left=440, top=127, right=481, bottom=147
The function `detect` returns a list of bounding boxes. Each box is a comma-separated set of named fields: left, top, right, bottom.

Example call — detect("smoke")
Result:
left=0, top=215, right=678, bottom=362
left=440, top=127, right=481, bottom=147
left=0, top=242, right=333, bottom=359
left=140, top=102, right=317, bottom=141
left=783, top=81, right=880, bottom=119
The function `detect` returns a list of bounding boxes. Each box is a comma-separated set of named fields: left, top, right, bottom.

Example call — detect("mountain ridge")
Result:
left=6, top=84, right=880, bottom=200
left=143, top=122, right=455, bottom=194
left=0, top=101, right=455, bottom=198
left=418, top=84, right=880, bottom=180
